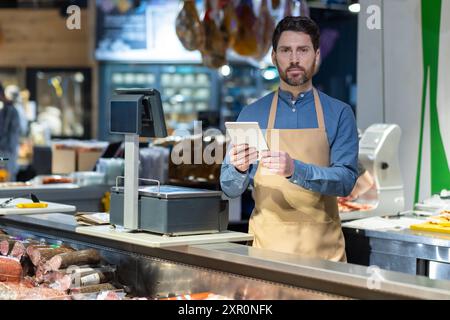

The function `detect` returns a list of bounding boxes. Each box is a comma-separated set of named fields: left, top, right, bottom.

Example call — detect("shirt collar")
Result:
left=278, top=87, right=314, bottom=105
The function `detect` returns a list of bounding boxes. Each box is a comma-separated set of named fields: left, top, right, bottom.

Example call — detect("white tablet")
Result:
left=225, top=122, right=269, bottom=157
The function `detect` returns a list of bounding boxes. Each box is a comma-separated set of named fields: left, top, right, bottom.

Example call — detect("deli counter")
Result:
left=1, top=212, right=450, bottom=300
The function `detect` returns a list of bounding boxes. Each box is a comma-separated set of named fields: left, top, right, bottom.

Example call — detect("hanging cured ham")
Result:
left=201, top=0, right=228, bottom=68
left=220, top=0, right=239, bottom=48
left=299, top=0, right=310, bottom=17
left=117, top=0, right=132, bottom=13
left=232, top=0, right=258, bottom=57
left=254, top=0, right=275, bottom=60
left=283, top=0, right=292, bottom=17
left=175, top=0, right=205, bottom=51
left=271, top=0, right=280, bottom=9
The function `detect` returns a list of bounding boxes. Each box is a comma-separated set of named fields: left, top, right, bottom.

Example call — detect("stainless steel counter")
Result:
left=1, top=213, right=450, bottom=299
left=343, top=215, right=450, bottom=246
left=343, top=215, right=450, bottom=280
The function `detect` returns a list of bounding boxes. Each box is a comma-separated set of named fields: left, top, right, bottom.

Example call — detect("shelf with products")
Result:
left=164, top=104, right=209, bottom=114
left=111, top=72, right=156, bottom=86
left=98, top=63, right=220, bottom=140
left=160, top=85, right=212, bottom=89
left=219, top=64, right=267, bottom=125
left=162, top=98, right=210, bottom=104
left=162, top=89, right=210, bottom=101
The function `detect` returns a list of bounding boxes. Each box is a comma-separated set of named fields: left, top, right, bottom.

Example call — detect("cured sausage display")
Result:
left=0, top=228, right=236, bottom=300
left=0, top=231, right=121, bottom=300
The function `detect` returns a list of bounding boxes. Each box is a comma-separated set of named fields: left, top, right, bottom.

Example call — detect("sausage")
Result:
left=46, top=249, right=102, bottom=271
left=70, top=283, right=116, bottom=294
left=0, top=235, right=16, bottom=256
left=42, top=177, right=73, bottom=184
left=10, top=241, right=26, bottom=260
left=26, top=244, right=50, bottom=261
left=0, top=256, right=22, bottom=282
left=34, top=262, right=47, bottom=283
left=1, top=237, right=40, bottom=257
left=26, top=245, right=74, bottom=266
left=0, top=239, right=14, bottom=256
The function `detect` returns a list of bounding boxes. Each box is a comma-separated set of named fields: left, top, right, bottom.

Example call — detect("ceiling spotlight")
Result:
left=262, top=69, right=278, bottom=80
left=348, top=1, right=360, bottom=13
left=220, top=65, right=231, bottom=77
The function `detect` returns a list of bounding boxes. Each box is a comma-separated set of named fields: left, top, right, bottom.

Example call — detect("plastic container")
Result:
left=70, top=172, right=105, bottom=186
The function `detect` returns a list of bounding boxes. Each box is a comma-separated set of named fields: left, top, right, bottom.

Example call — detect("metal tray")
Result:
left=112, top=185, right=222, bottom=199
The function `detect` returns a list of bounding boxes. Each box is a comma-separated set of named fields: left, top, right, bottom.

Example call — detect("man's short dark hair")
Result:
left=272, top=16, right=320, bottom=51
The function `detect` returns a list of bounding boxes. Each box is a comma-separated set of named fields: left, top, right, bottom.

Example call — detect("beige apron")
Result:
left=248, top=89, right=346, bottom=262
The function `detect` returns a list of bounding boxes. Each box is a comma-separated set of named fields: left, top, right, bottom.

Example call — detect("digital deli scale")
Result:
left=110, top=182, right=228, bottom=236
left=76, top=89, right=251, bottom=246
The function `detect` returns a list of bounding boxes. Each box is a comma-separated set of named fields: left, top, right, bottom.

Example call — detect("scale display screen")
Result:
left=110, top=101, right=138, bottom=134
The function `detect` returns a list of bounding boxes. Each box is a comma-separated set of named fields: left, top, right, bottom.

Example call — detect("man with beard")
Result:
left=220, top=17, right=358, bottom=262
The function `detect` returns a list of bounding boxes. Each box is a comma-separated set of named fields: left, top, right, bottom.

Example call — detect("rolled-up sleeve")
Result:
left=288, top=107, right=358, bottom=196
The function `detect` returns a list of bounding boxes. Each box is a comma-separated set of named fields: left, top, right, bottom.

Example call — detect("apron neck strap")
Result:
left=267, top=91, right=278, bottom=129
left=267, top=88, right=326, bottom=129
left=313, top=88, right=325, bottom=129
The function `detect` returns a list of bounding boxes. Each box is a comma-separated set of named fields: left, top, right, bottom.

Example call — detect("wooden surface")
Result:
left=76, top=225, right=254, bottom=248
left=0, top=9, right=92, bottom=67
left=0, top=198, right=76, bottom=215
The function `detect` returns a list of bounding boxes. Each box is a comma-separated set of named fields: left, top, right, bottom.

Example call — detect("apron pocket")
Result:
left=283, top=187, right=334, bottom=223
left=284, top=186, right=321, bottom=208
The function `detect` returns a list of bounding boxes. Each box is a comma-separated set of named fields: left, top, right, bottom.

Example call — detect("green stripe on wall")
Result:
left=415, top=0, right=450, bottom=203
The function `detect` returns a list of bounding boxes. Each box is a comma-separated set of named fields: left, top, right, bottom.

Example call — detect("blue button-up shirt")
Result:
left=220, top=88, right=358, bottom=198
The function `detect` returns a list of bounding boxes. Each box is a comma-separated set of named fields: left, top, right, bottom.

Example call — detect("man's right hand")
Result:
left=229, top=144, right=258, bottom=173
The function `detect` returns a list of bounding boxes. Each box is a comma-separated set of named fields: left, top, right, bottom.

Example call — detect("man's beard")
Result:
left=275, top=60, right=314, bottom=86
